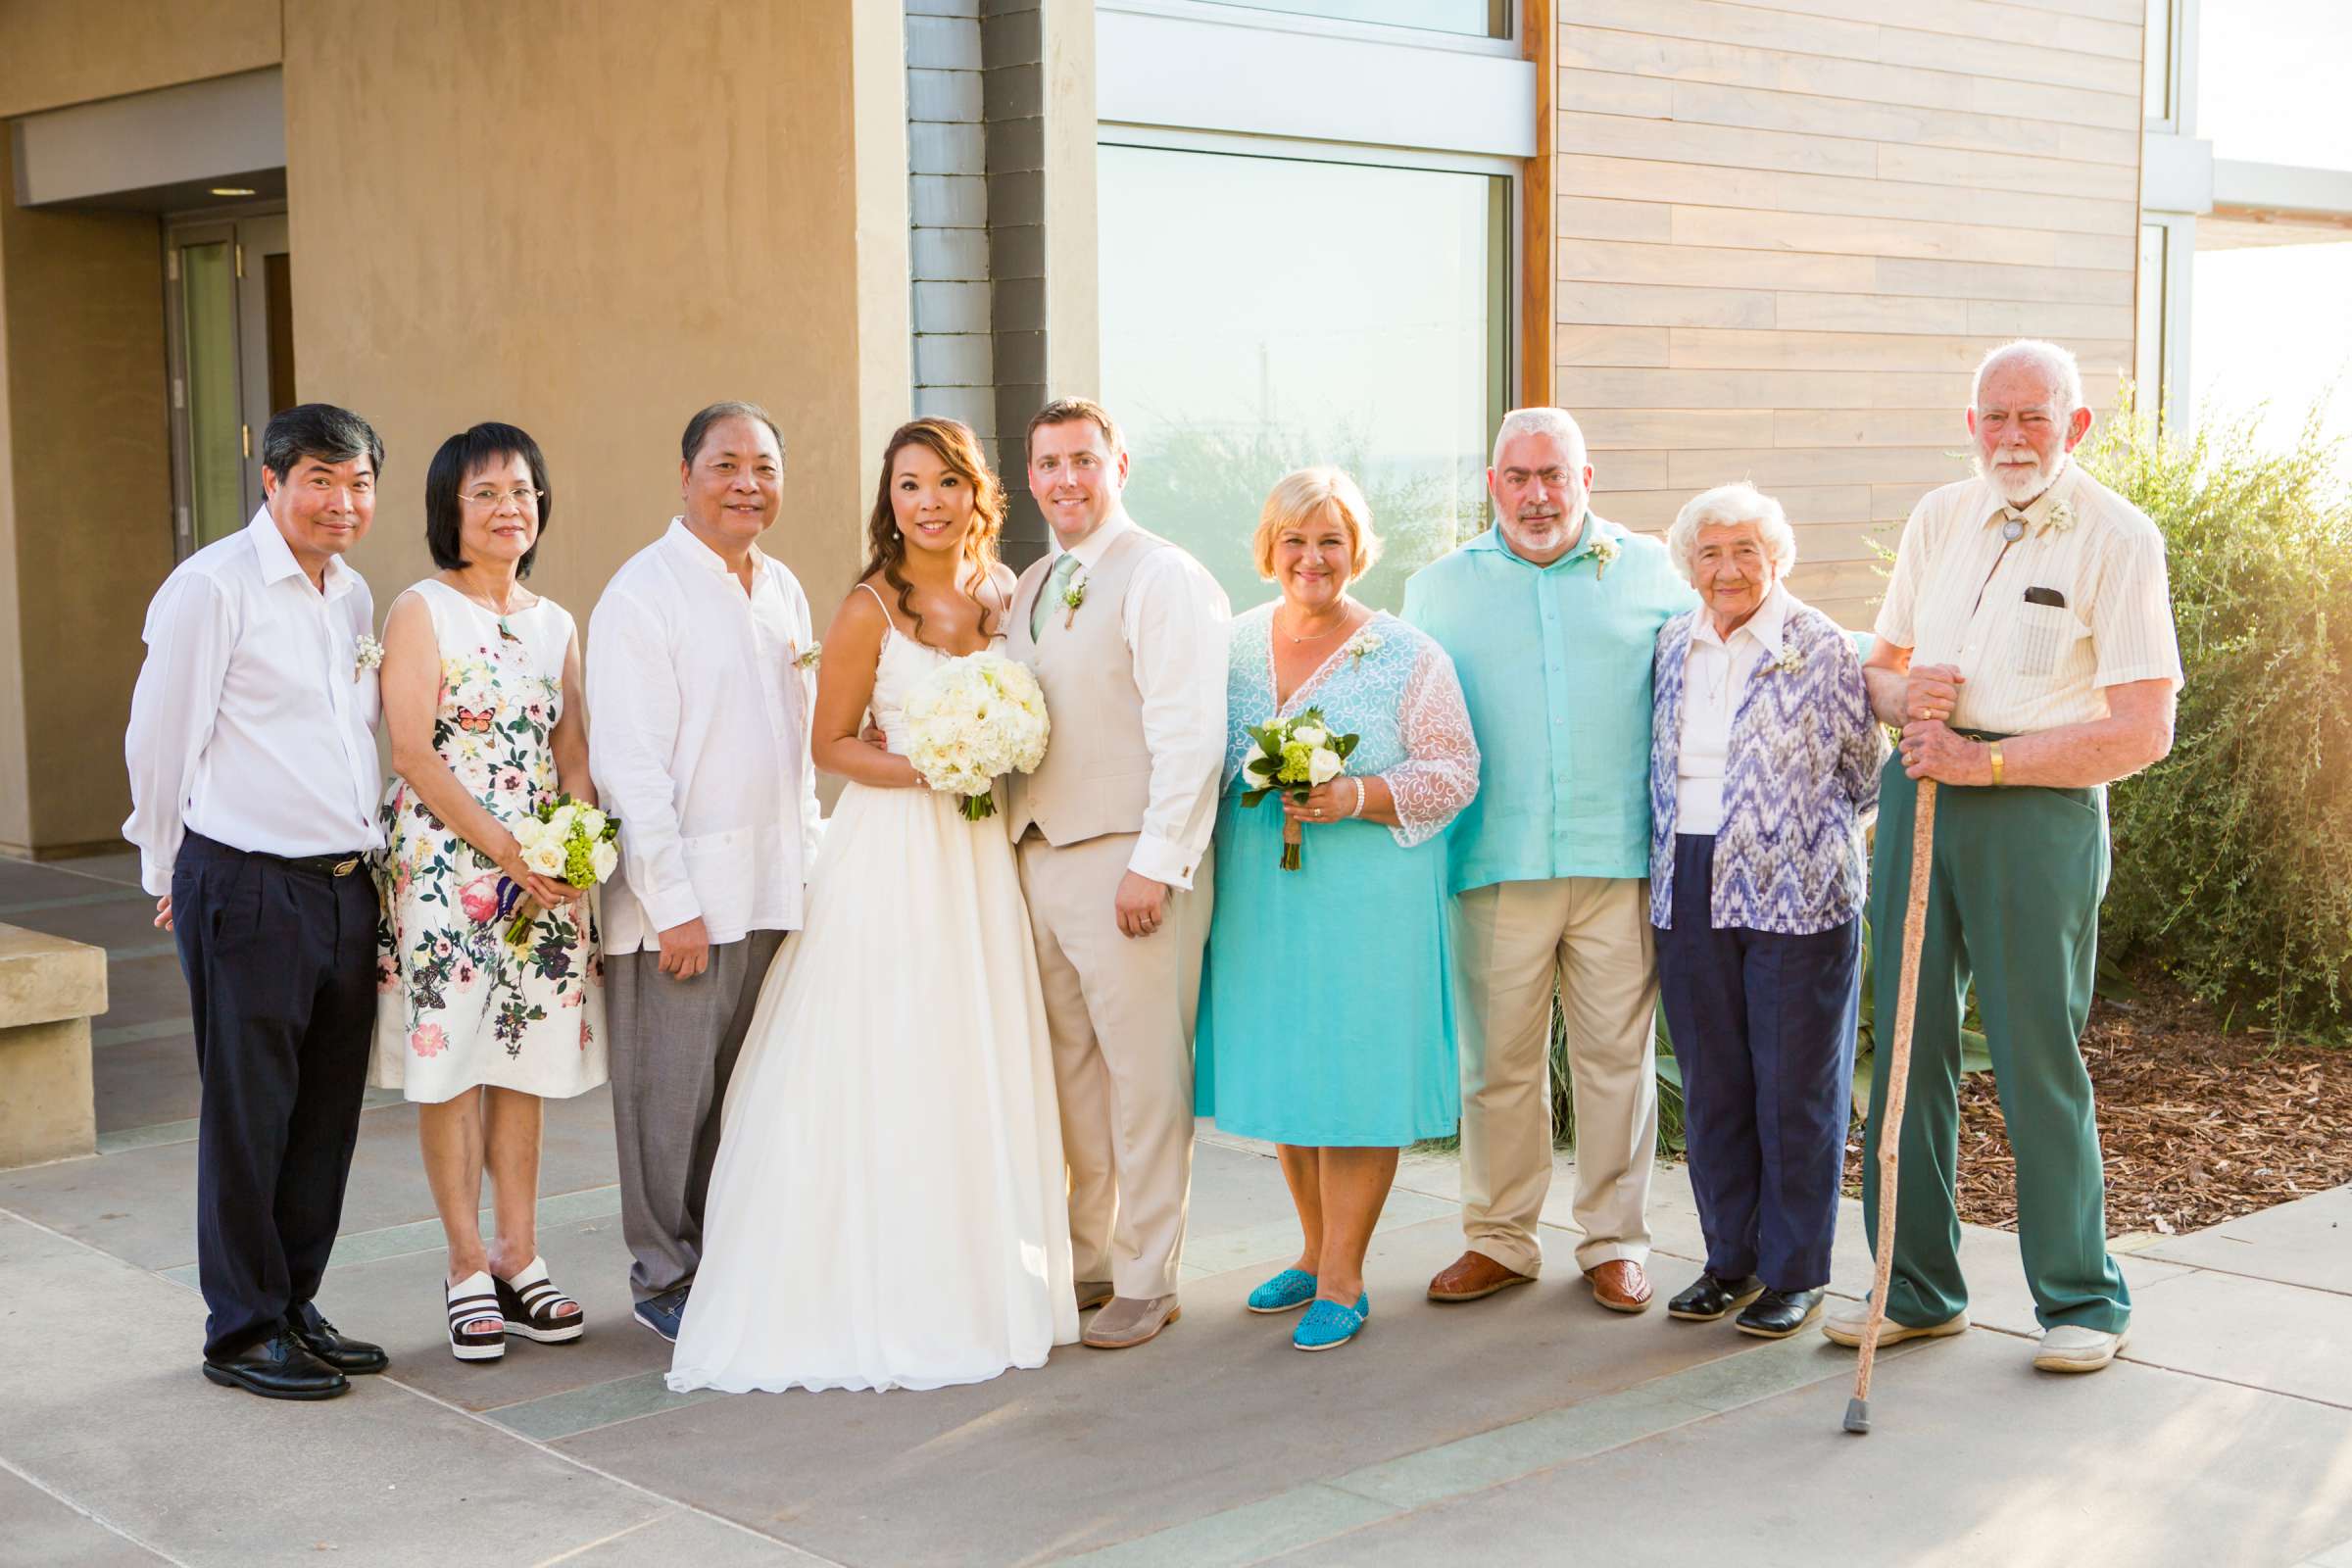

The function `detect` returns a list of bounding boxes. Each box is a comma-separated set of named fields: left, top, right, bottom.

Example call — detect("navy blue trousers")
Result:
left=1654, top=834, right=1860, bottom=1292
left=172, top=832, right=379, bottom=1359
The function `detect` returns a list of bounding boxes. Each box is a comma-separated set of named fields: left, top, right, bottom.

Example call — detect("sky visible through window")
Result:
left=2190, top=1, right=2352, bottom=452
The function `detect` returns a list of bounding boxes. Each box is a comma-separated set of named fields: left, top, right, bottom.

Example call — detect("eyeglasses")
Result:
left=462, top=487, right=544, bottom=510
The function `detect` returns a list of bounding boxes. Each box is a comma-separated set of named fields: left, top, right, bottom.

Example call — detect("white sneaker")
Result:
left=1821, top=1298, right=1970, bottom=1348
left=2033, top=1325, right=2130, bottom=1373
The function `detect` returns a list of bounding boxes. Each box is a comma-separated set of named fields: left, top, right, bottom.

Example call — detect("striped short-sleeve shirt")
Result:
left=1873, top=460, right=2183, bottom=735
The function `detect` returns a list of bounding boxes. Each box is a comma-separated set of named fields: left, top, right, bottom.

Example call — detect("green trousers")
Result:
left=1862, top=756, right=2130, bottom=1334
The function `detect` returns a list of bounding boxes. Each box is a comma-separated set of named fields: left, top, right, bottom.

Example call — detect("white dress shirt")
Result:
left=1054, top=508, right=1230, bottom=888
left=1874, top=460, right=2183, bottom=734
left=587, top=518, right=823, bottom=954
left=1676, top=582, right=1791, bottom=837
left=122, top=507, right=384, bottom=896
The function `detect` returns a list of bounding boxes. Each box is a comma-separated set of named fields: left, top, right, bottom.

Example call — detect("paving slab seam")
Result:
left=2131, top=1255, right=2352, bottom=1299
left=521, top=1511, right=668, bottom=1566
left=0, top=1435, right=194, bottom=1565
left=373, top=1371, right=848, bottom=1567
left=0, top=888, right=151, bottom=915
left=1064, top=1337, right=1930, bottom=1566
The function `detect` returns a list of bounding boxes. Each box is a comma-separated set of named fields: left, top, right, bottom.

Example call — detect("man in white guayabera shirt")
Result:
left=123, top=403, right=395, bottom=1401
left=1004, top=397, right=1230, bottom=1350
left=587, top=401, right=823, bottom=1343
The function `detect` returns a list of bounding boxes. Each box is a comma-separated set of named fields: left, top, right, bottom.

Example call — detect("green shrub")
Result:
left=2081, top=395, right=2352, bottom=1037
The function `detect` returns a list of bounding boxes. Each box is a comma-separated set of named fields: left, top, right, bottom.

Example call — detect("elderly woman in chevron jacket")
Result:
left=1646, top=481, right=1886, bottom=1343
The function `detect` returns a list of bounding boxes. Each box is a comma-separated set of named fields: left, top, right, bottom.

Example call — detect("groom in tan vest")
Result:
left=1006, top=398, right=1230, bottom=1349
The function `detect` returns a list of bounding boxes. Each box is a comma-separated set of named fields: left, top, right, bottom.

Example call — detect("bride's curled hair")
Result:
left=862, top=417, right=1007, bottom=643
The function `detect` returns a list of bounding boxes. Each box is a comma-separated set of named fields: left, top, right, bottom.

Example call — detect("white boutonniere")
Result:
left=793, top=640, right=822, bottom=672
left=1765, top=645, right=1805, bottom=676
left=1345, top=629, right=1383, bottom=664
left=354, top=634, right=384, bottom=682
left=1061, top=572, right=1089, bottom=629
left=2045, top=498, right=2079, bottom=535
left=1591, top=535, right=1621, bottom=581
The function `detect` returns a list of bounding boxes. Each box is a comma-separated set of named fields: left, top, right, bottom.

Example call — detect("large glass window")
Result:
left=2191, top=237, right=2352, bottom=451
left=1099, top=143, right=1508, bottom=613
left=2197, top=0, right=2352, bottom=167
left=1194, top=0, right=1506, bottom=39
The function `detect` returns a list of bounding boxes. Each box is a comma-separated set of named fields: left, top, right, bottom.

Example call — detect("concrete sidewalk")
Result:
left=4, top=850, right=2349, bottom=1567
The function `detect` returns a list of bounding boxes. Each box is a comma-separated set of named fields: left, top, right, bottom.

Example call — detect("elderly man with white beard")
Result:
left=1830, top=339, right=2181, bottom=1375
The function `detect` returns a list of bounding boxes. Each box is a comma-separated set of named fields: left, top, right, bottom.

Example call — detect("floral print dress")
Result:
left=370, top=579, right=609, bottom=1103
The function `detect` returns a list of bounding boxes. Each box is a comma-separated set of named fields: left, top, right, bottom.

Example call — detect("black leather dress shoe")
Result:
left=1666, top=1271, right=1765, bottom=1322
left=1736, top=1286, right=1827, bottom=1339
left=202, top=1329, right=351, bottom=1400
left=289, top=1300, right=390, bottom=1374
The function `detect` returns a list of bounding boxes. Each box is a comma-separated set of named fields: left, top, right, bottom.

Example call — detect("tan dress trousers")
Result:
left=1017, top=832, right=1212, bottom=1299
left=1455, top=876, right=1659, bottom=1276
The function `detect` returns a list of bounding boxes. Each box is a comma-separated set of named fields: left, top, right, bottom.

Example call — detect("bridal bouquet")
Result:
left=904, top=651, right=1051, bottom=820
left=478, top=796, right=620, bottom=949
left=1239, top=709, right=1359, bottom=871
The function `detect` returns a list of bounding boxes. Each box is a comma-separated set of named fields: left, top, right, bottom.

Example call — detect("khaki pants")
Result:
left=1455, top=876, right=1658, bottom=1276
left=1018, top=832, right=1212, bottom=1299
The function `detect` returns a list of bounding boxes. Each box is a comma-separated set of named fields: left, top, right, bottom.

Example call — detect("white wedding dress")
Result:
left=666, top=616, right=1079, bottom=1394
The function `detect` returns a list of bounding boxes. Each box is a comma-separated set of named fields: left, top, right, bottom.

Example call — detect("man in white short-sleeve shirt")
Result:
left=1835, top=340, right=2182, bottom=1378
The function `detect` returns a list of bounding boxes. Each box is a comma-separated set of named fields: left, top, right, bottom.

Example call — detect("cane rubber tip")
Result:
left=1843, top=1396, right=1871, bottom=1434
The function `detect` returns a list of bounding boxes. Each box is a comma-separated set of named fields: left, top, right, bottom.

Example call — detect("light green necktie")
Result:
left=1033, top=552, right=1079, bottom=640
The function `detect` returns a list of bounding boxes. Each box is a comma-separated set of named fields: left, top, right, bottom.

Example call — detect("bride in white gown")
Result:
left=667, top=418, right=1078, bottom=1394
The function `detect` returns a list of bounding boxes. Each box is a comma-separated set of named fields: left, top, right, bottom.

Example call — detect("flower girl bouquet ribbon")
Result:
left=1240, top=709, right=1359, bottom=870
left=905, top=650, right=1051, bottom=820
left=484, top=797, right=621, bottom=950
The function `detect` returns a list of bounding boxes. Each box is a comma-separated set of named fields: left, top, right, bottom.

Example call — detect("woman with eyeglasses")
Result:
left=371, top=422, right=608, bottom=1362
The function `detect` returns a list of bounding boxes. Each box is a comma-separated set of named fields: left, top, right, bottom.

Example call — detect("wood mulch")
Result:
left=1841, top=976, right=2352, bottom=1239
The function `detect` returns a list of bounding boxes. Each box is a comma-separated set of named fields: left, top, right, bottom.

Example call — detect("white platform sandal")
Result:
left=446, top=1271, right=506, bottom=1361
left=493, top=1256, right=585, bottom=1345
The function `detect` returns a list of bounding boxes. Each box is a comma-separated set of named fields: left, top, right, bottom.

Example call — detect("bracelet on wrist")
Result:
left=1347, top=777, right=1367, bottom=819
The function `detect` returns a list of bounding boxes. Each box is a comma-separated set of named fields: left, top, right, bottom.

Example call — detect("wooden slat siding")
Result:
left=1522, top=0, right=1556, bottom=410
left=1555, top=154, right=2138, bottom=235
left=1557, top=26, right=2138, bottom=130
left=1553, top=0, right=2142, bottom=625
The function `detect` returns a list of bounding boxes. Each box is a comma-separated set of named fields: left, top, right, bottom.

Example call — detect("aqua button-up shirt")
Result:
left=1402, top=516, right=1696, bottom=893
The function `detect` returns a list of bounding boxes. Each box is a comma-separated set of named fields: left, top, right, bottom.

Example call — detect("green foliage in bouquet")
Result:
left=2081, top=392, right=2352, bottom=1037
left=1240, top=708, right=1361, bottom=871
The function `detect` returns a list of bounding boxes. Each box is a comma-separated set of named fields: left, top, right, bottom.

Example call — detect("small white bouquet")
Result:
left=500, top=796, right=620, bottom=948
left=1240, top=708, right=1360, bottom=870
left=904, top=651, right=1051, bottom=820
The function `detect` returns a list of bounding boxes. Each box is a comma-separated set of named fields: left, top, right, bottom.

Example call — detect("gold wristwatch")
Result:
left=1987, top=740, right=2005, bottom=787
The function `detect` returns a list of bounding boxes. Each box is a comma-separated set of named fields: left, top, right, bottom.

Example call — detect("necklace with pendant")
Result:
left=2000, top=515, right=2026, bottom=543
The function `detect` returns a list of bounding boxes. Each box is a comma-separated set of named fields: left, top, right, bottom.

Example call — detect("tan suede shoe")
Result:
left=1082, top=1295, right=1180, bottom=1349
left=1585, top=1259, right=1653, bottom=1313
left=1427, top=1250, right=1536, bottom=1302
left=1075, top=1280, right=1114, bottom=1313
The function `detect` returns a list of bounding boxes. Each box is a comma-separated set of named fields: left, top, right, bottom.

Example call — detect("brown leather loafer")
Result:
left=1586, top=1259, right=1653, bottom=1313
left=1427, top=1250, right=1536, bottom=1302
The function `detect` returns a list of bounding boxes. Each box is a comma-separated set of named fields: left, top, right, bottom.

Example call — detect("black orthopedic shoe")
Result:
left=288, top=1300, right=390, bottom=1375
left=1735, top=1286, right=1827, bottom=1340
left=202, top=1328, right=351, bottom=1400
left=1666, top=1271, right=1766, bottom=1322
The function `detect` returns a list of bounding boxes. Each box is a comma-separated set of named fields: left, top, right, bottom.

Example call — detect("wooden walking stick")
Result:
left=1845, top=776, right=1938, bottom=1436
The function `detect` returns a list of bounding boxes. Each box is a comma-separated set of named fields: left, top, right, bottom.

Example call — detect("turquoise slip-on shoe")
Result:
left=1247, top=1268, right=1318, bottom=1314
left=1293, top=1293, right=1371, bottom=1351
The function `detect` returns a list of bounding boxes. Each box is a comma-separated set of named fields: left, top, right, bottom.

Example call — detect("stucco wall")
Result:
left=0, top=146, right=172, bottom=854
left=0, top=0, right=281, bottom=118
left=283, top=0, right=912, bottom=634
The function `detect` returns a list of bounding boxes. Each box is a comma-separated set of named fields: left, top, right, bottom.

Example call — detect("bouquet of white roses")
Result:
left=1239, top=708, right=1360, bottom=870
left=502, top=796, right=620, bottom=948
left=904, top=650, right=1051, bottom=820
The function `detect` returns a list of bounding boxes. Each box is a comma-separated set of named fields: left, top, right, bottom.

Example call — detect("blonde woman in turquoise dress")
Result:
left=1196, top=467, right=1481, bottom=1351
